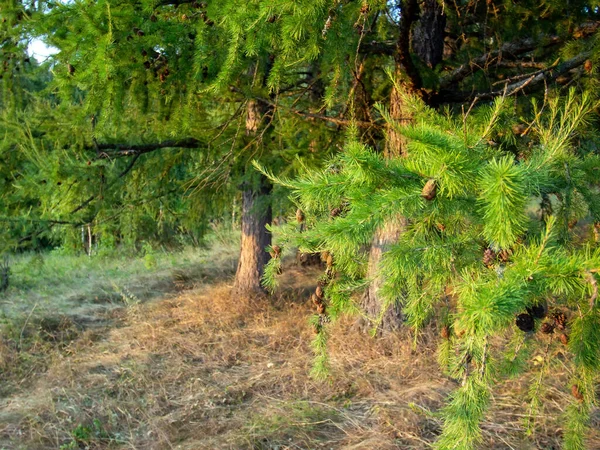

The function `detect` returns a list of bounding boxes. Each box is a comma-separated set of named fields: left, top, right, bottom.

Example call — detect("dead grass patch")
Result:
left=0, top=264, right=599, bottom=449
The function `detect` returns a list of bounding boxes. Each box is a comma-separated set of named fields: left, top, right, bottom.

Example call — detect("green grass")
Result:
left=0, top=229, right=240, bottom=321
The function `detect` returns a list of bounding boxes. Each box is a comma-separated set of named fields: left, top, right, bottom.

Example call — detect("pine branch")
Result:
left=246, top=93, right=379, bottom=128
left=439, top=36, right=561, bottom=89
left=360, top=40, right=396, bottom=56
left=435, top=52, right=591, bottom=103
left=69, top=153, right=142, bottom=215
left=439, top=22, right=598, bottom=89
left=91, top=138, right=202, bottom=158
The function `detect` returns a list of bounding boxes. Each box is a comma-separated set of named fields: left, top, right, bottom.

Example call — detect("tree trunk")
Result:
left=232, top=178, right=272, bottom=298
left=359, top=0, right=445, bottom=334
left=232, top=93, right=273, bottom=299
left=412, top=0, right=446, bottom=69
left=358, top=219, right=406, bottom=334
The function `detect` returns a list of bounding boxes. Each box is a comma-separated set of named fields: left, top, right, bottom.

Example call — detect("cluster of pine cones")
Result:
left=514, top=300, right=569, bottom=344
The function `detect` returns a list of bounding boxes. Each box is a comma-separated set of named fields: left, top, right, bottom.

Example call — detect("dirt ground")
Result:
left=0, top=262, right=599, bottom=449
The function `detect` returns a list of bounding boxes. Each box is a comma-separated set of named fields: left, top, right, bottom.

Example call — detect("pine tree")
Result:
left=260, top=90, right=600, bottom=448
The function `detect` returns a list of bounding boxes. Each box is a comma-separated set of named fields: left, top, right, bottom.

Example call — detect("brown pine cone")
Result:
left=311, top=294, right=321, bottom=307
left=571, top=384, right=584, bottom=402
left=441, top=325, right=450, bottom=340
left=316, top=285, right=324, bottom=299
left=552, top=311, right=568, bottom=330
left=271, top=245, right=281, bottom=258
left=483, top=248, right=496, bottom=267
left=584, top=59, right=593, bottom=73
left=540, top=322, right=555, bottom=334
left=498, top=249, right=511, bottom=263
left=316, top=303, right=326, bottom=315
left=559, top=333, right=569, bottom=345
left=593, top=222, right=600, bottom=242
left=326, top=253, right=334, bottom=268
left=331, top=207, right=342, bottom=217
left=296, top=208, right=305, bottom=223
left=421, top=179, right=437, bottom=201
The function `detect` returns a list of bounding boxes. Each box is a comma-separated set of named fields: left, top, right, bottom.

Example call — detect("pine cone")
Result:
left=516, top=313, right=534, bottom=332
left=571, top=384, right=584, bottom=402
left=296, top=208, right=305, bottom=223
left=421, top=179, right=437, bottom=201
left=441, top=325, right=450, bottom=340
left=483, top=248, right=496, bottom=267
left=316, top=285, right=324, bottom=299
left=330, top=207, right=342, bottom=217
left=498, top=249, right=511, bottom=263
left=316, top=303, right=326, bottom=315
left=527, top=300, right=547, bottom=319
left=67, top=63, right=75, bottom=75
left=311, top=294, right=321, bottom=307
left=552, top=311, right=568, bottom=330
left=559, top=333, right=569, bottom=345
left=584, top=59, right=593, bottom=73
left=270, top=245, right=281, bottom=258
left=326, top=253, right=334, bottom=268
left=540, top=322, right=554, bottom=334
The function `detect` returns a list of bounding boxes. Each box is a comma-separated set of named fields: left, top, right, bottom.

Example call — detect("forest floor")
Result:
left=1, top=237, right=599, bottom=449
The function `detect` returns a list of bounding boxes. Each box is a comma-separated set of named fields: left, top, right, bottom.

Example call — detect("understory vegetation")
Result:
left=1, top=237, right=599, bottom=450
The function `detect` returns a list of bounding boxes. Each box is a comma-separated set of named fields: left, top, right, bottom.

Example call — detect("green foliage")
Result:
left=263, top=92, right=600, bottom=448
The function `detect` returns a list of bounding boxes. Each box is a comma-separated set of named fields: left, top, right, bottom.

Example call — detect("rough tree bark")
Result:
left=232, top=98, right=273, bottom=298
left=359, top=0, right=445, bottom=334
left=232, top=177, right=272, bottom=298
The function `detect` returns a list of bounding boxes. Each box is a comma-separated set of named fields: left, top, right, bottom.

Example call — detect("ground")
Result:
left=0, top=238, right=599, bottom=449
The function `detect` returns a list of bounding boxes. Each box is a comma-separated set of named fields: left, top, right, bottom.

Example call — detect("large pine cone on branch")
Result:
left=421, top=179, right=437, bottom=201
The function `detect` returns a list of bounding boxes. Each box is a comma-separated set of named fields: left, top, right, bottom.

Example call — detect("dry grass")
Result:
left=0, top=262, right=599, bottom=449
